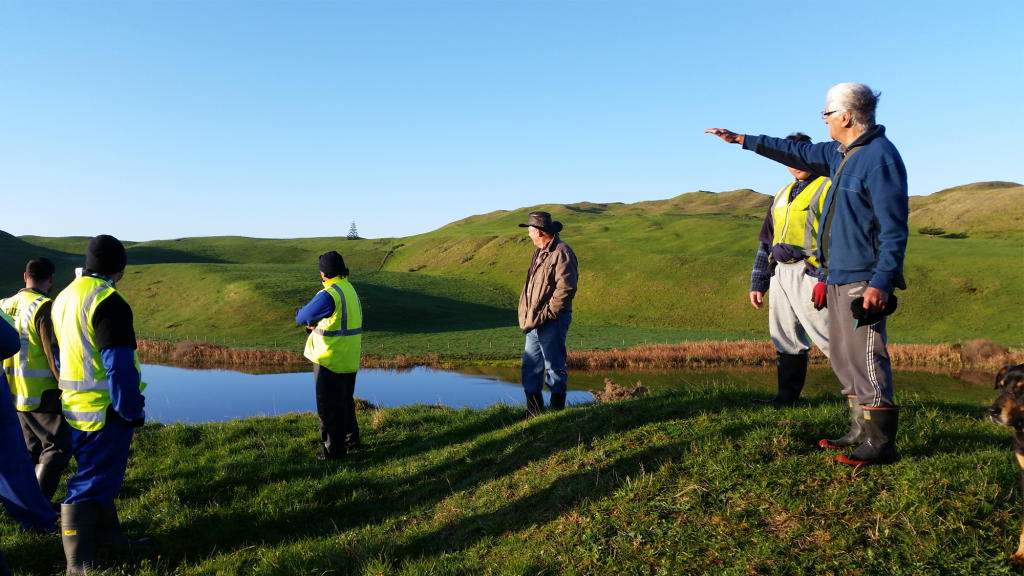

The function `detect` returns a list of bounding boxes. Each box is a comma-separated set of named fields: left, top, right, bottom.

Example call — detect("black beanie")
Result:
left=318, top=251, right=348, bottom=278
left=86, top=235, right=127, bottom=275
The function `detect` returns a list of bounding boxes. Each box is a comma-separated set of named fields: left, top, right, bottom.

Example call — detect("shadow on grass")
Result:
left=36, top=386, right=1012, bottom=574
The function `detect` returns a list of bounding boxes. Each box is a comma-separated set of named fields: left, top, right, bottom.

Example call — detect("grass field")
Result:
left=5, top=181, right=1022, bottom=354
left=2, top=383, right=1022, bottom=575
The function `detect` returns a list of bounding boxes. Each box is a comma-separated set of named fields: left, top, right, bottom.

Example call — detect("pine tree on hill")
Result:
left=348, top=222, right=360, bottom=240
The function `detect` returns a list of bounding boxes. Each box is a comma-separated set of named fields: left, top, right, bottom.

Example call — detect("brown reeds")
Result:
left=590, top=378, right=649, bottom=403
left=566, top=339, right=1023, bottom=371
left=138, top=338, right=1023, bottom=371
left=137, top=340, right=306, bottom=368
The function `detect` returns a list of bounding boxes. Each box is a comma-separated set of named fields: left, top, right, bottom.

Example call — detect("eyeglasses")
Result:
left=821, top=110, right=839, bottom=120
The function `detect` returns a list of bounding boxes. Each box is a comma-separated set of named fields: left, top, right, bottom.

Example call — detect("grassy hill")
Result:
left=4, top=182, right=1022, bottom=351
left=2, top=385, right=1021, bottom=574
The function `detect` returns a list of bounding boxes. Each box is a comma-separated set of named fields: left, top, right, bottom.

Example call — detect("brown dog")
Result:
left=988, top=363, right=1024, bottom=566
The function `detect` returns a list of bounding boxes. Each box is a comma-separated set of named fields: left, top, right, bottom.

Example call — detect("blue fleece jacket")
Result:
left=0, top=321, right=18, bottom=360
left=101, top=347, right=145, bottom=421
left=742, top=125, right=908, bottom=292
left=295, top=291, right=336, bottom=326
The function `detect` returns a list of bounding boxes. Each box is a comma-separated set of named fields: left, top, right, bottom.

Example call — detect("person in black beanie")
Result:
left=295, top=251, right=363, bottom=460
left=52, top=234, right=151, bottom=574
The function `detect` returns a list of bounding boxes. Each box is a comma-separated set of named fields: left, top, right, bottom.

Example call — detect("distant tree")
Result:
left=917, top=226, right=946, bottom=237
left=348, top=222, right=360, bottom=240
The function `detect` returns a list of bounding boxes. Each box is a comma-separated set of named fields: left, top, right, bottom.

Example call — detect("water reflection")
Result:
left=141, top=364, right=592, bottom=423
left=140, top=363, right=999, bottom=424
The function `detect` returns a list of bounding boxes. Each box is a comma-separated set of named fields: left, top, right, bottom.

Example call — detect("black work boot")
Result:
left=522, top=392, right=544, bottom=419
left=95, top=503, right=153, bottom=548
left=36, top=462, right=64, bottom=503
left=752, top=353, right=808, bottom=406
left=61, top=503, right=102, bottom=575
left=549, top=393, right=567, bottom=411
left=836, top=407, right=899, bottom=466
left=819, top=397, right=865, bottom=450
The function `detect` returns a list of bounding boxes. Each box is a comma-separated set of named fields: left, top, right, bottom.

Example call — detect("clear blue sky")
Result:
left=2, top=1, right=1021, bottom=241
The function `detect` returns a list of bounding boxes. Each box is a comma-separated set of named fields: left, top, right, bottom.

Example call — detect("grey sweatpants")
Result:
left=18, top=410, right=72, bottom=469
left=768, top=262, right=830, bottom=357
left=827, top=281, right=895, bottom=408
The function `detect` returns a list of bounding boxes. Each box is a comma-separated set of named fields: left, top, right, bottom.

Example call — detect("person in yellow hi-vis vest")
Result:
left=0, top=257, right=72, bottom=505
left=747, top=132, right=831, bottom=405
left=52, top=235, right=152, bottom=575
left=295, top=251, right=362, bottom=461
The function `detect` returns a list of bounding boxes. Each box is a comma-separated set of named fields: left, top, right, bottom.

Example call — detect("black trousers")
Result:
left=313, top=365, right=359, bottom=458
left=18, top=389, right=72, bottom=469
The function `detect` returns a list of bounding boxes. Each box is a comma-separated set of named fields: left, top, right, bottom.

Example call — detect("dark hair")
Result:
left=785, top=132, right=812, bottom=144
left=26, top=257, right=56, bottom=283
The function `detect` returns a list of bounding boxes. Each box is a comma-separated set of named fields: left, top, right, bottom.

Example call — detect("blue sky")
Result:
left=1, top=1, right=1021, bottom=241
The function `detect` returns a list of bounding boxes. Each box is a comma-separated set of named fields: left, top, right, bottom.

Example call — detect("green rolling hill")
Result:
left=4, top=181, right=1021, bottom=353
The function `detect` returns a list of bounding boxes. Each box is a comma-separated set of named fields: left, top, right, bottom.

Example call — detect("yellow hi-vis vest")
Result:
left=0, top=292, right=59, bottom=411
left=770, top=176, right=832, bottom=269
left=304, top=277, right=362, bottom=374
left=52, top=276, right=145, bottom=431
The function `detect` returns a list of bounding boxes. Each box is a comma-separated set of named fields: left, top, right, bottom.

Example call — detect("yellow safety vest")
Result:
left=0, top=292, right=59, bottom=411
left=304, top=277, right=362, bottom=374
left=52, top=276, right=145, bottom=431
left=770, top=176, right=832, bottom=268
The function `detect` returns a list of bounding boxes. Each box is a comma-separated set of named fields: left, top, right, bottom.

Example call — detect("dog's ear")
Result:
left=996, top=365, right=1013, bottom=390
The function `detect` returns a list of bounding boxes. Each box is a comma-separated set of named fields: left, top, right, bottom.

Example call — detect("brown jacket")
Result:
left=518, top=236, right=578, bottom=333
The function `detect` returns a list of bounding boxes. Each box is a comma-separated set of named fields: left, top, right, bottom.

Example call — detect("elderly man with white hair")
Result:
left=705, top=83, right=909, bottom=466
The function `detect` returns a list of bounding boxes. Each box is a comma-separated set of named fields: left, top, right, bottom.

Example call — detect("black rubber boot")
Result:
left=819, top=397, right=865, bottom=450
left=36, top=462, right=64, bottom=503
left=522, top=392, right=544, bottom=419
left=61, top=503, right=102, bottom=575
left=95, top=503, right=153, bottom=548
left=752, top=353, right=808, bottom=405
left=549, top=393, right=566, bottom=411
left=836, top=408, right=899, bottom=466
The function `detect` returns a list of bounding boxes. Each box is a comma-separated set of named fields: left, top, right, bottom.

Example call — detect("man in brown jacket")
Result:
left=518, top=212, right=578, bottom=417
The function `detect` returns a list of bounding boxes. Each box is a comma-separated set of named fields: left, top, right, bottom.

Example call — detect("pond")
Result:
left=139, top=363, right=1000, bottom=424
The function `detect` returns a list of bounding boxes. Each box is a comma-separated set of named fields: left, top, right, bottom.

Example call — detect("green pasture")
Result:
left=2, top=384, right=1022, bottom=575
left=4, top=181, right=1022, bottom=352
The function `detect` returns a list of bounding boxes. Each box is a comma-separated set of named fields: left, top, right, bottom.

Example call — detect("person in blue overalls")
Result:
left=52, top=236, right=152, bottom=574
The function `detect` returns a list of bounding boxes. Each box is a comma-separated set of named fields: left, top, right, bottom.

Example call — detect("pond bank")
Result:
left=137, top=338, right=1024, bottom=372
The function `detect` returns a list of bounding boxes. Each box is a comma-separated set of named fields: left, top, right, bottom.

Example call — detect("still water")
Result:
left=140, top=363, right=997, bottom=424
left=141, top=364, right=594, bottom=423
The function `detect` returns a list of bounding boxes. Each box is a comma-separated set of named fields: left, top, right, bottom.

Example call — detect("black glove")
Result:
left=128, top=417, right=145, bottom=428
left=305, top=326, right=314, bottom=334
left=850, top=294, right=898, bottom=327
left=140, top=394, right=146, bottom=407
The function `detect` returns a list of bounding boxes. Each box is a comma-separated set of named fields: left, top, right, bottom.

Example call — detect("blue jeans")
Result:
left=66, top=411, right=134, bottom=506
left=522, top=312, right=571, bottom=395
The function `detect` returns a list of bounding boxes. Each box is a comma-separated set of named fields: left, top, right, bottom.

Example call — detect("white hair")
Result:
left=826, top=83, right=881, bottom=130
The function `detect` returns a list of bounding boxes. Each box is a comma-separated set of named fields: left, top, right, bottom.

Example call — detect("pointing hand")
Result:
left=704, top=128, right=745, bottom=145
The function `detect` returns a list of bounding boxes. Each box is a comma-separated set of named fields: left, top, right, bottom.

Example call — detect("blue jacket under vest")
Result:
left=742, top=125, right=909, bottom=293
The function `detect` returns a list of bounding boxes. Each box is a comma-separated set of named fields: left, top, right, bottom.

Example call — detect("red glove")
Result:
left=812, top=282, right=827, bottom=310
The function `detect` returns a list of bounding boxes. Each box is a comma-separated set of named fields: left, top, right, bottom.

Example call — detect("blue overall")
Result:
left=63, top=347, right=141, bottom=506
left=521, top=312, right=572, bottom=395
left=0, top=322, right=58, bottom=532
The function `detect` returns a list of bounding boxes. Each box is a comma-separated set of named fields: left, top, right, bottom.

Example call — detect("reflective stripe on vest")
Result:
left=1, top=292, right=59, bottom=411
left=58, top=284, right=112, bottom=392
left=304, top=277, right=362, bottom=374
left=311, top=284, right=363, bottom=337
left=770, top=177, right=832, bottom=268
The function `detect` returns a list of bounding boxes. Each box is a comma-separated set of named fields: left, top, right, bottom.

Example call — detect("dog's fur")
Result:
left=988, top=363, right=1024, bottom=566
